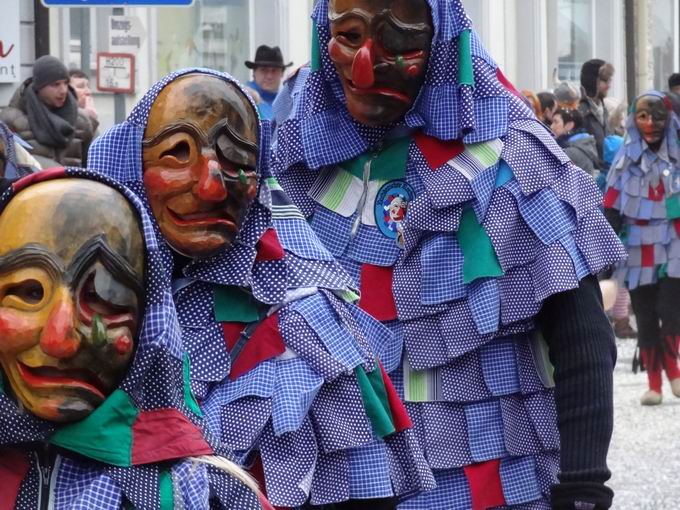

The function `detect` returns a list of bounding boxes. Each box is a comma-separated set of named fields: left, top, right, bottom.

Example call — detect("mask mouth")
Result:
left=166, top=206, right=237, bottom=230
left=17, top=361, right=107, bottom=401
left=346, top=79, right=411, bottom=103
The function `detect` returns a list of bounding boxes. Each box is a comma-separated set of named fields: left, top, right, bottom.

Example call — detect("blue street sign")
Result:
left=42, top=0, right=193, bottom=6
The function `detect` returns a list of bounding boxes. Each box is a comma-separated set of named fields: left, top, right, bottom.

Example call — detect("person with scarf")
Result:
left=0, top=56, right=94, bottom=168
left=604, top=91, right=680, bottom=406
left=87, top=68, right=435, bottom=509
left=270, top=1, right=626, bottom=508
left=0, top=168, right=273, bottom=509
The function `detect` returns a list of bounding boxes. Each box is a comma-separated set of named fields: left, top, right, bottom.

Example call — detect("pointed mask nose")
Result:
left=196, top=158, right=228, bottom=202
left=40, top=296, right=80, bottom=359
left=352, top=38, right=375, bottom=89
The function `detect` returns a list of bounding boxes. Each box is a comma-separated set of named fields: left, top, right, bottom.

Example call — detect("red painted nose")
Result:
left=40, top=299, right=80, bottom=359
left=197, top=159, right=227, bottom=202
left=352, top=38, right=375, bottom=89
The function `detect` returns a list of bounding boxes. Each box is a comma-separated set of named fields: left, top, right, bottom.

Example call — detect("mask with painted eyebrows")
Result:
left=142, top=74, right=260, bottom=259
left=0, top=179, right=144, bottom=423
left=328, top=0, right=433, bottom=126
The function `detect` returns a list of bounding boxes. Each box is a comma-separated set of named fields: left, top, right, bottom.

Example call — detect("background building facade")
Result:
left=1, top=0, right=679, bottom=132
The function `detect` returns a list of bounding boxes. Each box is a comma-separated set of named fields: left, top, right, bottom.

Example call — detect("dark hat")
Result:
left=32, top=55, right=69, bottom=91
left=245, top=45, right=292, bottom=70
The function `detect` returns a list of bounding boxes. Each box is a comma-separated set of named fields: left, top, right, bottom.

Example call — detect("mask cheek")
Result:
left=328, top=38, right=355, bottom=66
left=0, top=309, right=41, bottom=355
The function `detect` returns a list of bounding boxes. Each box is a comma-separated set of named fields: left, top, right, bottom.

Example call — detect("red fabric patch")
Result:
left=496, top=68, right=522, bottom=98
left=378, top=361, right=412, bottom=431
left=131, top=409, right=213, bottom=465
left=648, top=181, right=665, bottom=201
left=413, top=132, right=465, bottom=170
left=256, top=229, right=286, bottom=262
left=12, top=167, right=67, bottom=193
left=635, top=219, right=650, bottom=226
left=223, top=322, right=247, bottom=351
left=229, top=313, right=285, bottom=380
left=359, top=264, right=398, bottom=322
left=641, top=245, right=655, bottom=267
left=0, top=448, right=29, bottom=510
left=674, top=220, right=680, bottom=238
left=463, top=459, right=506, bottom=510
left=602, top=188, right=620, bottom=208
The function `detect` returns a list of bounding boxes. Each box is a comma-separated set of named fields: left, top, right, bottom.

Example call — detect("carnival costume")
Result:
left=0, top=168, right=269, bottom=509
left=271, top=1, right=626, bottom=508
left=604, top=91, right=680, bottom=404
left=88, top=69, right=434, bottom=508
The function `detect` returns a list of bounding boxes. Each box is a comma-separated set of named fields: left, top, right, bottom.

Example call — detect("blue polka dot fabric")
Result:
left=0, top=169, right=265, bottom=509
left=270, top=0, right=627, bottom=508
left=87, top=69, right=436, bottom=507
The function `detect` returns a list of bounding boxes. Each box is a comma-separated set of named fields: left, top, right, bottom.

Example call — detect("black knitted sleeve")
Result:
left=536, top=274, right=616, bottom=510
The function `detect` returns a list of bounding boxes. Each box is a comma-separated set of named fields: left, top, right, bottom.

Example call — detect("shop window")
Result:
left=651, top=0, right=679, bottom=91
left=157, top=0, right=251, bottom=83
left=553, top=0, right=594, bottom=82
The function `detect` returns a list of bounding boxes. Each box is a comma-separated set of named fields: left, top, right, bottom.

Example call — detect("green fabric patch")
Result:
left=340, top=138, right=410, bottom=181
left=458, top=207, right=504, bottom=283
left=458, top=30, right=475, bottom=87
left=160, top=470, right=174, bottom=510
left=666, top=194, right=680, bottom=219
left=658, top=263, right=668, bottom=279
left=266, top=176, right=284, bottom=191
left=338, top=289, right=360, bottom=304
left=355, top=364, right=395, bottom=438
left=213, top=286, right=262, bottom=323
left=51, top=390, right=138, bottom=467
left=183, top=354, right=203, bottom=417
left=311, top=22, right=321, bottom=72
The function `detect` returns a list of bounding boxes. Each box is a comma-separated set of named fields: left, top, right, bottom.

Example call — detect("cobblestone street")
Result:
left=609, top=338, right=680, bottom=509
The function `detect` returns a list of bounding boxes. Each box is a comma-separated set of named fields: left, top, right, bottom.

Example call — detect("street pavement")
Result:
left=608, top=338, right=680, bottom=509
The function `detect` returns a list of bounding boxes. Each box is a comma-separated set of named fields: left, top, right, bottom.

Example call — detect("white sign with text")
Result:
left=0, top=0, right=21, bottom=83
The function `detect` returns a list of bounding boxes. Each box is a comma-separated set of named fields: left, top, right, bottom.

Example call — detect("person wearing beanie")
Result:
left=578, top=58, right=615, bottom=165
left=0, top=55, right=94, bottom=167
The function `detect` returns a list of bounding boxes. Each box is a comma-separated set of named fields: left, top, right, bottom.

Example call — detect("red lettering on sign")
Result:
left=0, top=41, right=15, bottom=59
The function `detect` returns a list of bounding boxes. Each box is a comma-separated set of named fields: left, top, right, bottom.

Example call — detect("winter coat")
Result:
left=578, top=94, right=610, bottom=164
left=557, top=130, right=601, bottom=176
left=0, top=78, right=94, bottom=167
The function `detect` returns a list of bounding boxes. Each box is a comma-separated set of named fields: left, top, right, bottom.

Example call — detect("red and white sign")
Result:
left=0, top=0, right=21, bottom=83
left=96, top=52, right=135, bottom=94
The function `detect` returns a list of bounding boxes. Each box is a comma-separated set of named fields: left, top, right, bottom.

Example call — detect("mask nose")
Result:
left=196, top=157, right=227, bottom=202
left=352, top=38, right=375, bottom=89
left=40, top=295, right=80, bottom=359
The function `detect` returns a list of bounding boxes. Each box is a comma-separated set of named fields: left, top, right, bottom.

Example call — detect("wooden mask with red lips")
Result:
left=328, top=0, right=433, bottom=126
left=0, top=179, right=144, bottom=423
left=142, top=74, right=259, bottom=259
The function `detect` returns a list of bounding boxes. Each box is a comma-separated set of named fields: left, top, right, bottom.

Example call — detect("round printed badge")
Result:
left=375, top=180, right=415, bottom=248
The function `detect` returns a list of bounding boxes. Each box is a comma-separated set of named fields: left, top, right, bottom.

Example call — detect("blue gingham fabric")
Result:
left=0, top=169, right=264, bottom=509
left=271, top=0, right=626, bottom=507
left=606, top=90, right=680, bottom=289
left=87, top=69, right=435, bottom=506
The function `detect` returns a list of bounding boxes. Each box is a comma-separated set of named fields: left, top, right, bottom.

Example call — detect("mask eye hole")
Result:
left=4, top=280, right=44, bottom=305
left=160, top=141, right=191, bottom=163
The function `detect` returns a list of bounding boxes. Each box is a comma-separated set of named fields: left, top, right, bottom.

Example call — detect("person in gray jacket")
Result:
left=551, top=107, right=601, bottom=176
left=578, top=59, right=615, bottom=164
left=0, top=56, right=94, bottom=167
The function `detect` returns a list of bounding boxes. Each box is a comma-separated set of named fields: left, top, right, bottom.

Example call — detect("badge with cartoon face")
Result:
left=374, top=180, right=414, bottom=248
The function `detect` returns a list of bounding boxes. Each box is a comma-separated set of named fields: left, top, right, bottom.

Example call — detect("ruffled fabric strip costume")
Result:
left=604, top=91, right=680, bottom=406
left=0, top=168, right=268, bottom=509
left=271, top=0, right=626, bottom=508
left=87, top=68, right=435, bottom=508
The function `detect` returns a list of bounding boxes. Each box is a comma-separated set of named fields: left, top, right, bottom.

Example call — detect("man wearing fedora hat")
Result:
left=245, top=45, right=293, bottom=120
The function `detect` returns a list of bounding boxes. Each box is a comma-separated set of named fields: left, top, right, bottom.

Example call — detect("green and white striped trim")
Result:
left=448, top=138, right=504, bottom=181
left=403, top=357, right=443, bottom=402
